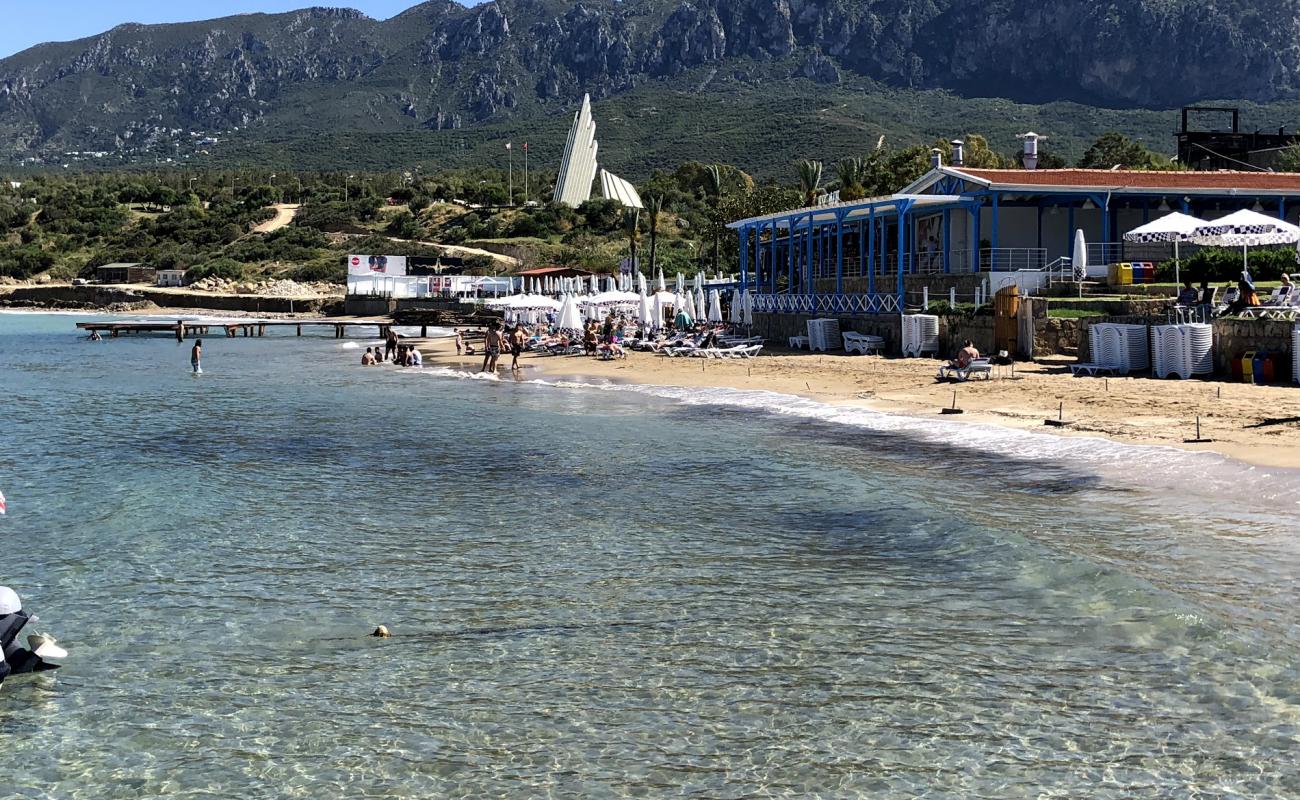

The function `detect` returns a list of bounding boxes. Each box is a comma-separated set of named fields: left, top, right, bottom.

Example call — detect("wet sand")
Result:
left=412, top=336, right=1300, bottom=470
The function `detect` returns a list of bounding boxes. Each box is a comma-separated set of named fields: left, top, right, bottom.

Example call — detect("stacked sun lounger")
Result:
left=1088, top=323, right=1150, bottom=374
left=842, top=331, right=885, bottom=355
left=807, top=319, right=842, bottom=352
left=901, top=314, right=939, bottom=357
left=1150, top=323, right=1213, bottom=379
left=1293, top=326, right=1300, bottom=385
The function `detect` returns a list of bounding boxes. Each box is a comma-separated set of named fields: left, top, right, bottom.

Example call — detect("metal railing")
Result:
left=751, top=293, right=901, bottom=315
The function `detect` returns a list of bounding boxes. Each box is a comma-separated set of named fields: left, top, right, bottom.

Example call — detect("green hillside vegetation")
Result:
left=0, top=131, right=1180, bottom=284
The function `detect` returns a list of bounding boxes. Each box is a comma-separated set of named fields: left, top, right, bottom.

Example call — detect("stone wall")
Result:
left=1077, top=315, right=1296, bottom=380
left=751, top=312, right=902, bottom=351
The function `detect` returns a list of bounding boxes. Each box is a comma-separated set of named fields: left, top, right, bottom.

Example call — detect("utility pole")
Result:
left=523, top=142, right=529, bottom=204
left=506, top=142, right=513, bottom=206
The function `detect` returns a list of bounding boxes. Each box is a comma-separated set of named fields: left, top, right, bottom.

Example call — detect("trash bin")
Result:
left=1238, top=350, right=1256, bottom=383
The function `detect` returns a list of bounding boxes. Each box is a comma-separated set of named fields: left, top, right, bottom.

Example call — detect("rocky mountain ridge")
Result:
left=2, top=0, right=1299, bottom=165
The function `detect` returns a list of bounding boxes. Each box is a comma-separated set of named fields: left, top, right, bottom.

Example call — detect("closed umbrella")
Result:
left=652, top=293, right=668, bottom=330
left=695, top=287, right=706, bottom=324
left=638, top=293, right=653, bottom=326
left=742, top=290, right=754, bottom=325
left=556, top=295, right=584, bottom=334
left=683, top=291, right=699, bottom=323
left=675, top=272, right=684, bottom=293
left=656, top=270, right=666, bottom=292
left=729, top=289, right=742, bottom=323
left=694, top=272, right=704, bottom=292
left=1072, top=229, right=1088, bottom=283
left=708, top=290, right=724, bottom=323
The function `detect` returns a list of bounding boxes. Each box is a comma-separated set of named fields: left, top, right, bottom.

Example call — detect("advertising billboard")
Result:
left=347, top=255, right=408, bottom=276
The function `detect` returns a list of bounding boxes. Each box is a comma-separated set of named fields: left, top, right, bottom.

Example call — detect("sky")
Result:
left=1, top=1, right=478, bottom=59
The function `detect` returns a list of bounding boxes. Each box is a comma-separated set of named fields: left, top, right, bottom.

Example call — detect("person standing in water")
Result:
left=191, top=339, right=203, bottom=374
left=481, top=321, right=504, bottom=373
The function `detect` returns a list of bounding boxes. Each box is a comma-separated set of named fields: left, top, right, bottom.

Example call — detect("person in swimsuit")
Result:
left=362, top=347, right=376, bottom=365
left=384, top=329, right=398, bottom=362
left=509, top=324, right=526, bottom=370
left=481, top=321, right=503, bottom=373
left=191, top=339, right=202, bottom=374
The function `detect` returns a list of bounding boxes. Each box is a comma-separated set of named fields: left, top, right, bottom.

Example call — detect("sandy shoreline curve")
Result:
left=406, top=335, right=1300, bottom=471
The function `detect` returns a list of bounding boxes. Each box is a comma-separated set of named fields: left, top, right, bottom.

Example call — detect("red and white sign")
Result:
left=347, top=255, right=407, bottom=276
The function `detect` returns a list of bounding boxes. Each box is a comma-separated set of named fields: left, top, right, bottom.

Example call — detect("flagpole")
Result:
left=506, top=142, right=513, bottom=206
left=523, top=143, right=529, bottom=205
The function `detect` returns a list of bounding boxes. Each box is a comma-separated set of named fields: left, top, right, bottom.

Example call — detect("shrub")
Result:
left=1161, top=247, right=1298, bottom=284
left=188, top=258, right=246, bottom=282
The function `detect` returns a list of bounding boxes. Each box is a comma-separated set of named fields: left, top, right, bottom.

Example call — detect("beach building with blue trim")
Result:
left=728, top=157, right=1300, bottom=317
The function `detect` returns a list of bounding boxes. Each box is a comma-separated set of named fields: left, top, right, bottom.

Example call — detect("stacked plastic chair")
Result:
left=1088, top=323, right=1150, bottom=374
left=901, top=314, right=940, bottom=357
left=1293, top=326, right=1300, bottom=384
left=1150, top=323, right=1213, bottom=379
left=806, top=318, right=842, bottom=352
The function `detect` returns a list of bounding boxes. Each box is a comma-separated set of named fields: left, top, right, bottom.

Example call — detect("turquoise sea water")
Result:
left=1, top=311, right=1299, bottom=798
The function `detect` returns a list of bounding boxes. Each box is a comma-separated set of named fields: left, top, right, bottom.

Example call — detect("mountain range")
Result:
left=4, top=0, right=1300, bottom=176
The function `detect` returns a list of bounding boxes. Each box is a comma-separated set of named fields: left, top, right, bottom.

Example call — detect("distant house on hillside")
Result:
left=96, top=262, right=156, bottom=284
left=156, top=269, right=187, bottom=287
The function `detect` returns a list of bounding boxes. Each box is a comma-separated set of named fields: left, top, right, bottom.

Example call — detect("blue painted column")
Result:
left=896, top=203, right=910, bottom=309
left=943, top=209, right=951, bottom=274
left=1143, top=199, right=1150, bottom=224
left=789, top=220, right=796, bottom=293
left=1280, top=199, right=1287, bottom=220
left=743, top=226, right=754, bottom=292
left=1036, top=204, right=1042, bottom=251
left=990, top=194, right=1000, bottom=272
left=806, top=214, right=814, bottom=296
left=1067, top=206, right=1075, bottom=260
left=769, top=220, right=777, bottom=295
left=1180, top=197, right=1190, bottom=214
left=867, top=208, right=876, bottom=296
left=1101, top=196, right=1111, bottom=259
left=971, top=204, right=980, bottom=273
left=835, top=212, right=845, bottom=295
left=858, top=221, right=866, bottom=277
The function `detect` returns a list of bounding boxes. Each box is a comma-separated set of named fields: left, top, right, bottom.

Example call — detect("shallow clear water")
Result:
left=2, top=312, right=1299, bottom=798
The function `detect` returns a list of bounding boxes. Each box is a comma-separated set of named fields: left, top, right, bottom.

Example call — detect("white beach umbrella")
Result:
left=656, top=270, right=666, bottom=292
left=556, top=294, right=584, bottom=333
left=651, top=293, right=667, bottom=330
left=683, top=290, right=699, bottom=323
left=1072, top=229, right=1088, bottom=283
left=638, top=293, right=653, bottom=325
left=694, top=287, right=706, bottom=323
left=742, top=290, right=754, bottom=325
left=675, top=272, right=684, bottom=293
left=729, top=289, right=742, bottom=323
left=1190, top=208, right=1300, bottom=271
left=708, top=290, right=724, bottom=323
left=1124, top=211, right=1212, bottom=287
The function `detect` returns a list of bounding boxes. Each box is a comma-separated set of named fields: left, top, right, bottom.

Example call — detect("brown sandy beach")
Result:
left=413, top=336, right=1300, bottom=470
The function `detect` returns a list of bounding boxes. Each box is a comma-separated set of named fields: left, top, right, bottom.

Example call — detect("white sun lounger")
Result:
left=1069, top=362, right=1116, bottom=376
left=937, top=358, right=993, bottom=381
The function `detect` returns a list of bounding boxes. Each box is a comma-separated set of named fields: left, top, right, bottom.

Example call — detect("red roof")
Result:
left=516, top=266, right=596, bottom=277
left=957, top=168, right=1300, bottom=192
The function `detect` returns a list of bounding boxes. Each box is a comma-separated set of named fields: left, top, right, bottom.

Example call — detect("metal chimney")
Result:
left=950, top=139, right=964, bottom=168
left=1018, top=132, right=1042, bottom=170
left=930, top=148, right=943, bottom=169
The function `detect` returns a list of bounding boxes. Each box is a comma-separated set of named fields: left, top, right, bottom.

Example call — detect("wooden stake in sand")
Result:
left=1184, top=415, right=1214, bottom=444
left=940, top=389, right=963, bottom=415
left=1044, top=401, right=1074, bottom=427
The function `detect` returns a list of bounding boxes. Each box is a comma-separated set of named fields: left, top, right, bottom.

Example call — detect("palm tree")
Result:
left=623, top=208, right=641, bottom=272
left=645, top=193, right=665, bottom=275
left=836, top=157, right=866, bottom=201
left=797, top=159, right=823, bottom=206
left=704, top=164, right=725, bottom=271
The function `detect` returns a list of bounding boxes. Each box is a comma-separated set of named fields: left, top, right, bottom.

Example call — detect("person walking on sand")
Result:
left=481, top=322, right=504, bottom=373
left=191, top=339, right=203, bottom=374
left=455, top=329, right=464, bottom=356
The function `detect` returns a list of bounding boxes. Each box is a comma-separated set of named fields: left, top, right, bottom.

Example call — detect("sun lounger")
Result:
left=937, top=358, right=992, bottom=381
left=788, top=335, right=809, bottom=349
left=1069, top=362, right=1116, bottom=376
left=842, top=331, right=885, bottom=355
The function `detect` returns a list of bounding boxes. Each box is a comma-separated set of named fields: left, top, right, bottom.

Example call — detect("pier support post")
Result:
left=296, top=325, right=302, bottom=336
left=421, top=325, right=427, bottom=338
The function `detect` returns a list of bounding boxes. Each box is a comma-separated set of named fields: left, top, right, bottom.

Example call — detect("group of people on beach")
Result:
left=362, top=328, right=421, bottom=367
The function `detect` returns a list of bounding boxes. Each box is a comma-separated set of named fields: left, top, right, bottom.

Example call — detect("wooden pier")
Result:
left=75, top=317, right=421, bottom=341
